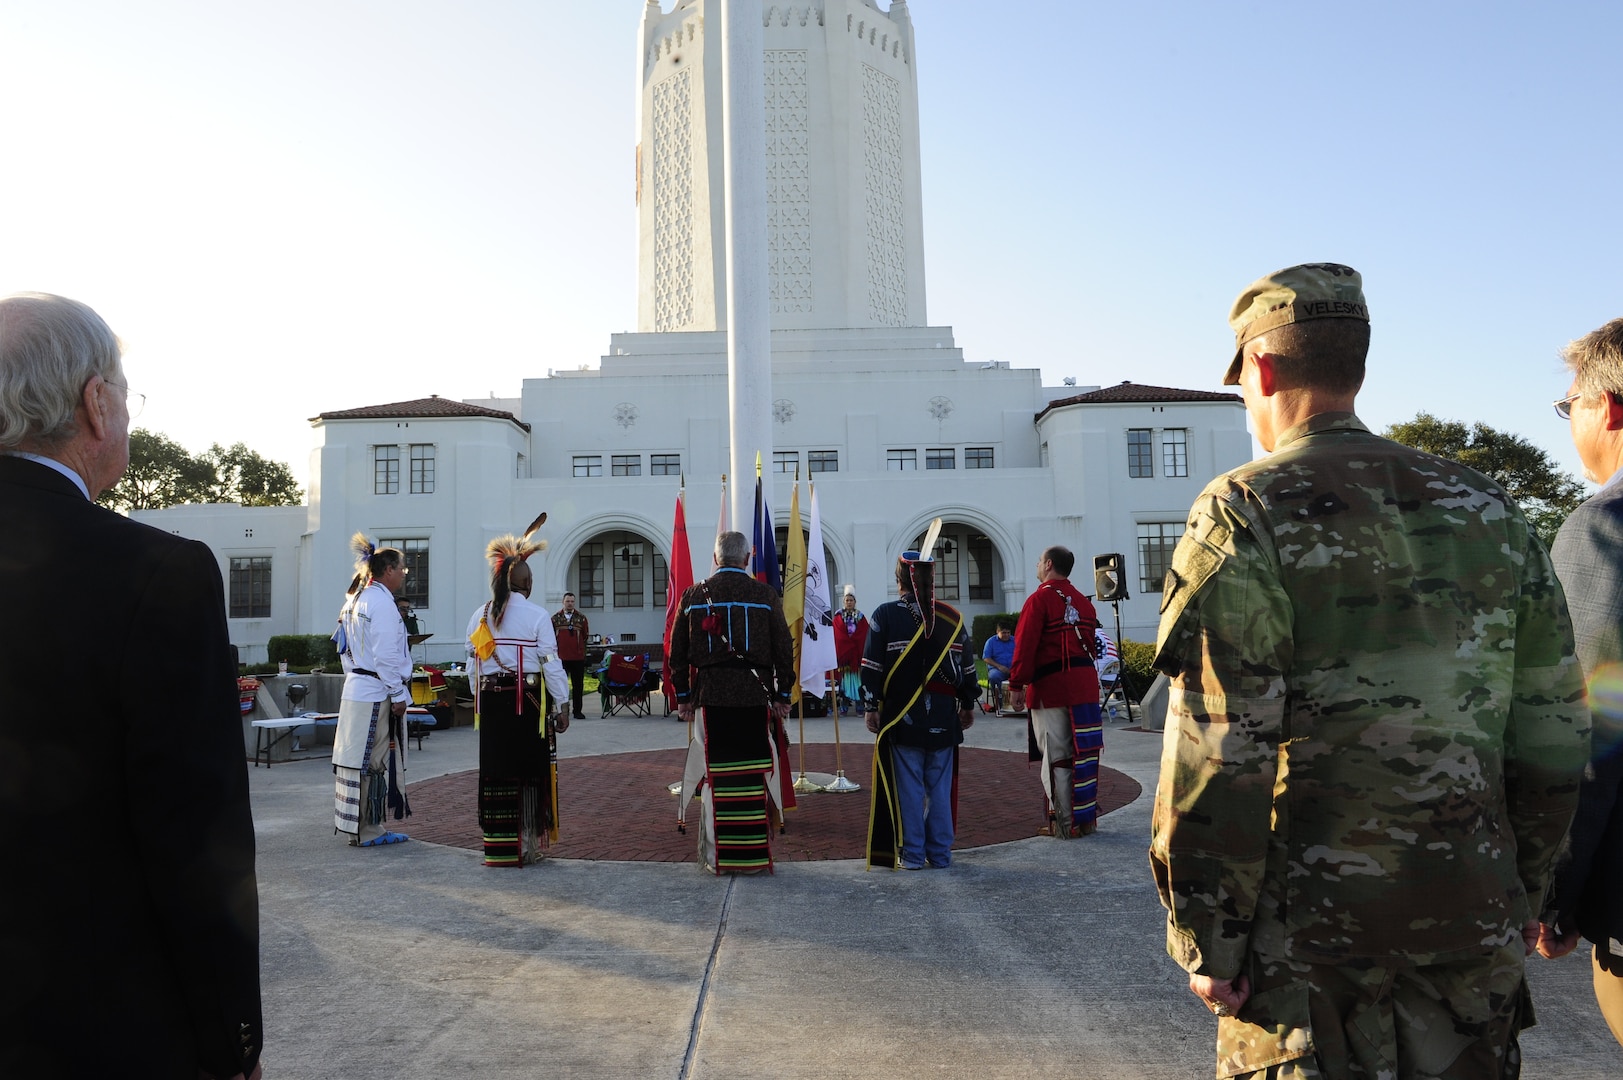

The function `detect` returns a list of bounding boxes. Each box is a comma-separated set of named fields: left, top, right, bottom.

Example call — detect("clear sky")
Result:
left=3, top=1, right=1618, bottom=492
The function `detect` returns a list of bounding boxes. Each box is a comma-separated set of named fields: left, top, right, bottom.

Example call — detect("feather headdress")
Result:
left=485, top=533, right=544, bottom=567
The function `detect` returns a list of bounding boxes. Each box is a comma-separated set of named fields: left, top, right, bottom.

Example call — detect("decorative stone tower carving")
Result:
left=636, top=0, right=926, bottom=333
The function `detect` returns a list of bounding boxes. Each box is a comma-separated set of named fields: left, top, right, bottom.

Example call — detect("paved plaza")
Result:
left=250, top=705, right=1620, bottom=1078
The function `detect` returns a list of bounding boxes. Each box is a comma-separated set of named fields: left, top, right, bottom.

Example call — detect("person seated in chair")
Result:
left=981, top=620, right=1015, bottom=714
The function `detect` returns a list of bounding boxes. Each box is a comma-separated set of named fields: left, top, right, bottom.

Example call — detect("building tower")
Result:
left=636, top=0, right=925, bottom=333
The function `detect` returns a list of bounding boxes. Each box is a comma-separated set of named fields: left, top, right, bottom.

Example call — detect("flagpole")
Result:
left=826, top=700, right=858, bottom=792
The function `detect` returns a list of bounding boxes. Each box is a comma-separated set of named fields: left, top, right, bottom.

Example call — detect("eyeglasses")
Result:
left=1553, top=392, right=1583, bottom=420
left=106, top=379, right=146, bottom=419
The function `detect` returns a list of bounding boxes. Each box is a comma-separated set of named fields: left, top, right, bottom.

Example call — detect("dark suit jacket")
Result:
left=0, top=455, right=262, bottom=1077
left=1549, top=476, right=1623, bottom=950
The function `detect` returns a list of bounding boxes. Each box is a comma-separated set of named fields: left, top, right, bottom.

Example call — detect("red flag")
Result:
left=662, top=487, right=695, bottom=705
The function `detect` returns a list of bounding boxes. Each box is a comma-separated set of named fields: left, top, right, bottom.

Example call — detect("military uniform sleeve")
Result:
left=1148, top=484, right=1291, bottom=980
left=1509, top=525, right=1594, bottom=919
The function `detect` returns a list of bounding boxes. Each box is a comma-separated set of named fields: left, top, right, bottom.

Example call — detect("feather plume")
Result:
left=521, top=510, right=548, bottom=540
left=348, top=531, right=376, bottom=570
left=919, top=517, right=943, bottom=559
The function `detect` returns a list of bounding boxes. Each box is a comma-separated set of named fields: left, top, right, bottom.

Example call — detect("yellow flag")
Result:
left=782, top=475, right=807, bottom=704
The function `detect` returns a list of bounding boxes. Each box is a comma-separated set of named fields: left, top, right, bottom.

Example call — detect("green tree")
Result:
left=99, top=428, right=213, bottom=511
left=202, top=442, right=302, bottom=507
left=97, top=430, right=302, bottom=511
left=1384, top=413, right=1585, bottom=546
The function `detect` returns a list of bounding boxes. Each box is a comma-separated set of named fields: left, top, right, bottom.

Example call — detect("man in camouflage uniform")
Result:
left=1149, top=263, right=1591, bottom=1078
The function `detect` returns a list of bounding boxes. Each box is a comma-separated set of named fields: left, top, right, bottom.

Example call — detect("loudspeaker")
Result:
left=1093, top=553, right=1128, bottom=602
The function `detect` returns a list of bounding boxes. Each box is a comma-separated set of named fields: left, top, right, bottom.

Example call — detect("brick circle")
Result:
left=407, top=745, right=1141, bottom=862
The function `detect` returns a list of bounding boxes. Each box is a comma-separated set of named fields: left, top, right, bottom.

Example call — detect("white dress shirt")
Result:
left=339, top=582, right=412, bottom=703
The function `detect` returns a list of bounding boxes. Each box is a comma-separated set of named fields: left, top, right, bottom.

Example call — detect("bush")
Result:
left=266, top=633, right=340, bottom=670
left=969, top=613, right=1019, bottom=656
left=1117, top=639, right=1158, bottom=702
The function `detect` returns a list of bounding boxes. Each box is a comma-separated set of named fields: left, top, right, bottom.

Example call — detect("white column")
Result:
left=721, top=0, right=771, bottom=531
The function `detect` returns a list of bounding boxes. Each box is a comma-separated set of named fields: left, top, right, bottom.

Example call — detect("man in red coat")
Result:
left=1009, top=546, right=1103, bottom=837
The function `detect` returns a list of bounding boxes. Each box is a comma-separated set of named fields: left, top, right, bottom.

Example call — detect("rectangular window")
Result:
left=612, top=454, right=641, bottom=476
left=374, top=446, right=399, bottom=494
left=1127, top=429, right=1153, bottom=478
left=926, top=448, right=955, bottom=470
left=773, top=450, right=799, bottom=475
left=613, top=541, right=644, bottom=608
left=577, top=542, right=604, bottom=608
left=651, top=453, right=681, bottom=476
left=1162, top=429, right=1189, bottom=477
left=965, top=447, right=994, bottom=469
left=228, top=556, right=272, bottom=618
left=573, top=455, right=602, bottom=478
left=653, top=552, right=668, bottom=608
left=887, top=449, right=917, bottom=471
left=967, top=535, right=993, bottom=600
left=933, top=536, right=959, bottom=599
left=808, top=450, right=838, bottom=473
left=380, top=538, right=430, bottom=607
left=408, top=444, right=435, bottom=494
left=1137, top=523, right=1186, bottom=593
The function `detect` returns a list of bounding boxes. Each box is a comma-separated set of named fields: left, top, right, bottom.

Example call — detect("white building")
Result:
left=136, top=0, right=1250, bottom=663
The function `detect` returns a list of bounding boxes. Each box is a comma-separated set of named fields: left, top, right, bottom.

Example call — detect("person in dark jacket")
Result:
left=0, top=293, right=263, bottom=1078
left=668, top=530, right=795, bottom=873
left=1539, top=317, right=1623, bottom=1045
left=862, top=547, right=979, bottom=870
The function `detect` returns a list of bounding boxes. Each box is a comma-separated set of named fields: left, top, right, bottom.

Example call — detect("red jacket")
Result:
left=1009, top=577, right=1100, bottom=708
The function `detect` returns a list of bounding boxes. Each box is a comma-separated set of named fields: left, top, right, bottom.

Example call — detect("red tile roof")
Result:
left=1037, top=381, right=1241, bottom=421
left=313, top=396, right=528, bottom=430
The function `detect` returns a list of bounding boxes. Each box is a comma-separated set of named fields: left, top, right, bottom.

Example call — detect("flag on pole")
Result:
left=662, top=483, right=695, bottom=706
left=799, top=483, right=838, bottom=697
left=751, top=459, right=781, bottom=593
left=782, top=475, right=807, bottom=703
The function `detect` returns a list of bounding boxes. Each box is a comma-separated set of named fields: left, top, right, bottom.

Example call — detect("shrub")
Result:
left=1117, top=639, right=1158, bottom=702
left=266, top=633, right=340, bottom=670
left=969, top=613, right=1019, bottom=656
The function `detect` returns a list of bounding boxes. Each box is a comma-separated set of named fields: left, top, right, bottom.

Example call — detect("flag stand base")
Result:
left=824, top=770, right=860, bottom=793
left=793, top=773, right=825, bottom=794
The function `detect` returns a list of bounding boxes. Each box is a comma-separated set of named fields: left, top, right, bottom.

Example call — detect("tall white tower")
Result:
left=636, top=0, right=926, bottom=333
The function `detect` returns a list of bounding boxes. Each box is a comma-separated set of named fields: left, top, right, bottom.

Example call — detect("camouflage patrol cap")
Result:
left=1224, top=263, right=1368, bottom=384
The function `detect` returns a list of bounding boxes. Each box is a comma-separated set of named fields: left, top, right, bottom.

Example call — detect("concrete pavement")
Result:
left=248, top=706, right=1620, bottom=1078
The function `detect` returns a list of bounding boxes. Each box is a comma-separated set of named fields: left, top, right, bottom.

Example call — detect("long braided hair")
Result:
left=485, top=534, right=547, bottom=628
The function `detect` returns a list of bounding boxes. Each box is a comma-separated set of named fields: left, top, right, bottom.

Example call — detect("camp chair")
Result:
left=408, top=667, right=450, bottom=744
left=598, top=652, right=657, bottom=717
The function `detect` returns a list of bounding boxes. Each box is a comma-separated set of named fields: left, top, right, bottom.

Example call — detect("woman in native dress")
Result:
left=465, top=535, right=570, bottom=867
left=332, top=534, right=415, bottom=847
left=832, top=585, right=868, bottom=715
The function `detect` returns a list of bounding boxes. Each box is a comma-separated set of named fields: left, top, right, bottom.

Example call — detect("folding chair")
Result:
left=1098, top=657, right=1126, bottom=720
left=599, top=652, right=656, bottom=717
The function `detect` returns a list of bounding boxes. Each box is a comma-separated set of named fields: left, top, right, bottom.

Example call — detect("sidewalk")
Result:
left=249, top=705, right=1619, bottom=1079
